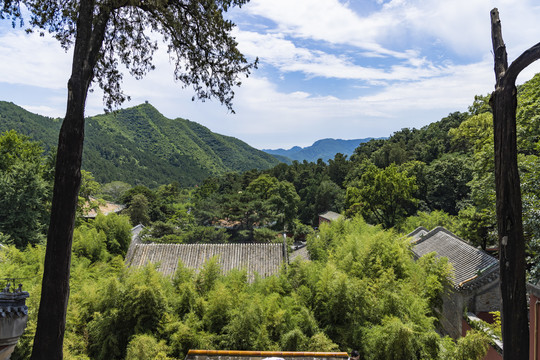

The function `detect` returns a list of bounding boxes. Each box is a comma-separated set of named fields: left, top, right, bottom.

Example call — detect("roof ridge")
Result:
left=414, top=226, right=470, bottom=246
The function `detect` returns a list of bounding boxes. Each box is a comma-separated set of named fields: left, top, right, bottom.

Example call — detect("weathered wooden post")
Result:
left=490, top=8, right=540, bottom=359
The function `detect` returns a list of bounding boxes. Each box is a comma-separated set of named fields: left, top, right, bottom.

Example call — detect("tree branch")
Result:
left=505, top=42, right=540, bottom=87
left=490, top=8, right=508, bottom=86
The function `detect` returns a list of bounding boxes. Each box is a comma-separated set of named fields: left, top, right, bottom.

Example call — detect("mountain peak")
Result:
left=0, top=101, right=280, bottom=187
left=263, top=138, right=377, bottom=163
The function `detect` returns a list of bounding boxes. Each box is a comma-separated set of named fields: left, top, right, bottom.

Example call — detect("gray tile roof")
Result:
left=407, top=226, right=429, bottom=241
left=319, top=211, right=343, bottom=222
left=290, top=245, right=309, bottom=262
left=408, top=226, right=499, bottom=290
left=125, top=243, right=286, bottom=281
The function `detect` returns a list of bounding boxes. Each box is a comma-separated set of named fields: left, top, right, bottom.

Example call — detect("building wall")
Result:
left=437, top=281, right=500, bottom=339
left=530, top=292, right=540, bottom=360
left=469, top=281, right=501, bottom=313
left=438, top=290, right=464, bottom=338
left=318, top=217, right=331, bottom=226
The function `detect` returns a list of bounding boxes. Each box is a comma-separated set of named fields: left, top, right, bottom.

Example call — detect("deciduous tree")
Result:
left=1, top=0, right=255, bottom=357
left=346, top=162, right=417, bottom=228
left=0, top=131, right=51, bottom=248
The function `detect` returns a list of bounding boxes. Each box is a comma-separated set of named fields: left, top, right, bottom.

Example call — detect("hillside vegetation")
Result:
left=1, top=216, right=489, bottom=360
left=0, top=101, right=280, bottom=186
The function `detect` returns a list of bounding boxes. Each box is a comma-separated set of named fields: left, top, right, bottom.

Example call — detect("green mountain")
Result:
left=0, top=101, right=280, bottom=187
left=263, top=137, right=380, bottom=162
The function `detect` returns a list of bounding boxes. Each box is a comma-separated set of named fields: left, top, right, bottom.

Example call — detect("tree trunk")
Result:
left=30, top=0, right=99, bottom=357
left=491, top=83, right=528, bottom=360
left=490, top=8, right=540, bottom=359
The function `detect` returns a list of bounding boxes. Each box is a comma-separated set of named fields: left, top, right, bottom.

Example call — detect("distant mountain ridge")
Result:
left=0, top=101, right=280, bottom=187
left=263, top=138, right=379, bottom=163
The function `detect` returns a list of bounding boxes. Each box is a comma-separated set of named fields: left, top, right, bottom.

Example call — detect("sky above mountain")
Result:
left=1, top=0, right=540, bottom=149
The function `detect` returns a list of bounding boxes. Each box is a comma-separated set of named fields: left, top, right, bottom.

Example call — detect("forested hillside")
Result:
left=0, top=101, right=280, bottom=186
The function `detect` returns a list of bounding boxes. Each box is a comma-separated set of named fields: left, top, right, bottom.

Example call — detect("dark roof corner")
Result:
left=410, top=226, right=499, bottom=291
left=407, top=226, right=429, bottom=242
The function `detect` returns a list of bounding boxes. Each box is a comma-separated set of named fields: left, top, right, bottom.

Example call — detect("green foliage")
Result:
left=423, top=154, right=472, bottom=215
left=363, top=316, right=439, bottom=360
left=86, top=266, right=169, bottom=360
left=353, top=112, right=468, bottom=166
left=72, top=226, right=108, bottom=262
left=267, top=159, right=344, bottom=226
left=184, top=226, right=230, bottom=244
left=456, top=206, right=496, bottom=250
left=440, top=330, right=489, bottom=360
left=125, top=334, right=172, bottom=360
left=100, top=181, right=132, bottom=202
left=253, top=228, right=279, bottom=243
left=93, top=213, right=132, bottom=256
left=346, top=162, right=418, bottom=228
left=0, top=130, right=51, bottom=248
left=398, top=210, right=459, bottom=235
left=128, top=193, right=151, bottom=226
left=327, top=153, right=352, bottom=188
left=1, top=214, right=491, bottom=359
left=79, top=170, right=101, bottom=200
left=195, top=256, right=222, bottom=295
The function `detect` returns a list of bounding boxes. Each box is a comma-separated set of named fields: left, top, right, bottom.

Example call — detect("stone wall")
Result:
left=437, top=280, right=501, bottom=339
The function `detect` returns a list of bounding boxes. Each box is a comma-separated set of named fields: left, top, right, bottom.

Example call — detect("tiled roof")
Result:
left=186, top=350, right=349, bottom=360
left=125, top=243, right=286, bottom=281
left=408, top=226, right=499, bottom=290
left=407, top=226, right=429, bottom=241
left=82, top=198, right=125, bottom=218
left=318, top=211, right=342, bottom=222
left=130, top=224, right=145, bottom=244
left=290, top=245, right=309, bottom=262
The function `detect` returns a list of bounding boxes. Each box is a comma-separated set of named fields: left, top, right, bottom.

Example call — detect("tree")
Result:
left=1, top=0, right=255, bottom=357
left=79, top=170, right=101, bottom=200
left=423, top=154, right=472, bottom=215
left=346, top=162, right=417, bottom=228
left=101, top=181, right=131, bottom=202
left=128, top=193, right=151, bottom=226
left=490, top=8, right=540, bottom=359
left=327, top=153, right=351, bottom=188
left=0, top=131, right=51, bottom=248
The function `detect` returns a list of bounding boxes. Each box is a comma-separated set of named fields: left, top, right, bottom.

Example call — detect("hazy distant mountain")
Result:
left=263, top=138, right=378, bottom=163
left=0, top=101, right=280, bottom=187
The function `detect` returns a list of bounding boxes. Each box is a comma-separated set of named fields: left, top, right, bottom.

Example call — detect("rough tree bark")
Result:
left=30, top=0, right=110, bottom=357
left=490, top=8, right=540, bottom=359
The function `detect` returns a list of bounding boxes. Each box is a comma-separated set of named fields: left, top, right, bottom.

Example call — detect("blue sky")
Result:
left=1, top=0, right=540, bottom=149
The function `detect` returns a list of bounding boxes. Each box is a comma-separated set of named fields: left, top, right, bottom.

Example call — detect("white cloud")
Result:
left=21, top=105, right=63, bottom=117
left=2, top=1, right=540, bottom=150
left=243, top=0, right=409, bottom=58
left=0, top=31, right=71, bottom=89
left=242, top=0, right=540, bottom=62
left=236, top=30, right=450, bottom=82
